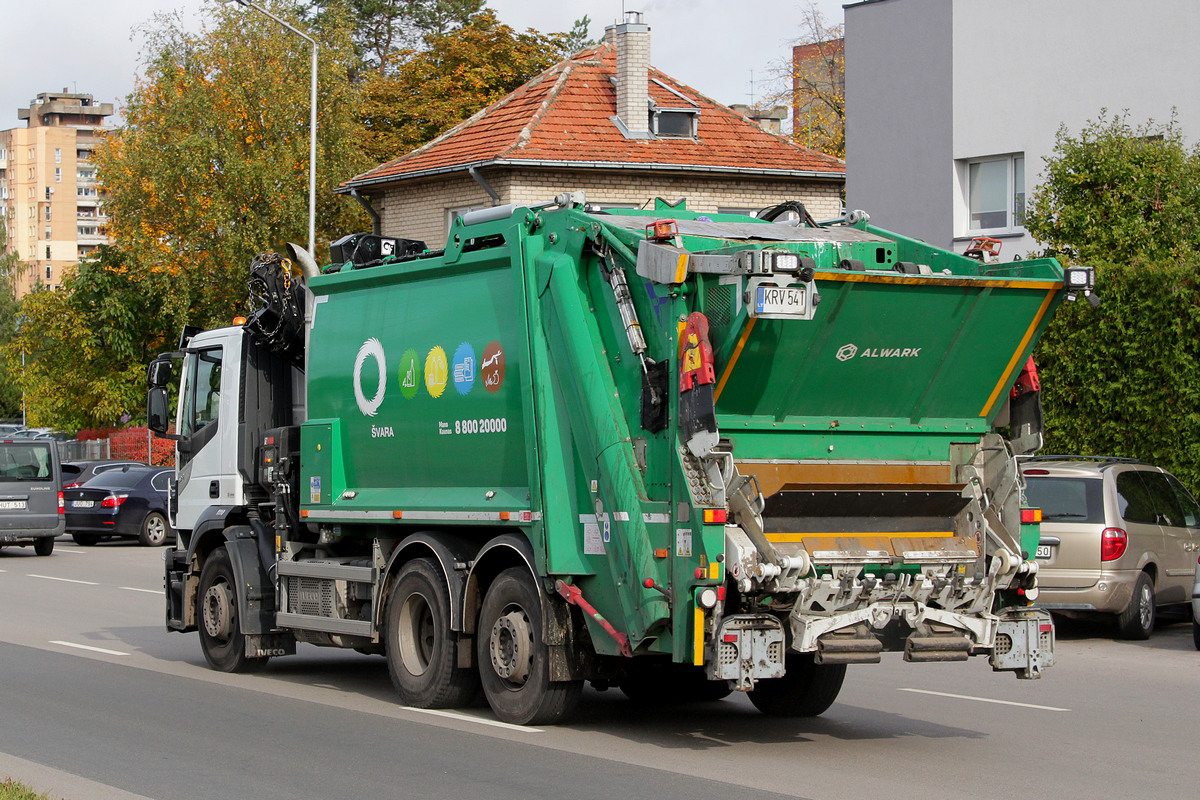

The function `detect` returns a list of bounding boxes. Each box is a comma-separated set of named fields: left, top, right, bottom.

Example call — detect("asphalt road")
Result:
left=1, top=539, right=1197, bottom=800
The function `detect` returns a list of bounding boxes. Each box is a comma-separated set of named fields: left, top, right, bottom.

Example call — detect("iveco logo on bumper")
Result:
left=836, top=343, right=921, bottom=361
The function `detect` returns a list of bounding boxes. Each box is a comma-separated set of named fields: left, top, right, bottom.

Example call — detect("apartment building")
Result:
left=1, top=89, right=113, bottom=297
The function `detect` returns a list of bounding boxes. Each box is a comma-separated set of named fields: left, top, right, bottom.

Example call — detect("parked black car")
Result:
left=63, top=466, right=174, bottom=546
left=61, top=460, right=145, bottom=489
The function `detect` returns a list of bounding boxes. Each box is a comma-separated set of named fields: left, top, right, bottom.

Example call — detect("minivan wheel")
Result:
left=33, top=537, right=54, bottom=557
left=1116, top=572, right=1155, bottom=640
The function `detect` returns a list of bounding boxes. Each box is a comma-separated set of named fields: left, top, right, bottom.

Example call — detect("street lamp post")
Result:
left=222, top=0, right=318, bottom=255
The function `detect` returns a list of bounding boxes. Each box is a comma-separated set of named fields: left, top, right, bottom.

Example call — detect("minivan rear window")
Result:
left=1023, top=476, right=1104, bottom=523
left=0, top=443, right=54, bottom=481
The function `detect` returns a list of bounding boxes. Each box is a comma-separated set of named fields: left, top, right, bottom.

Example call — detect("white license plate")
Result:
left=755, top=286, right=806, bottom=316
left=1035, top=544, right=1052, bottom=559
left=0, top=500, right=26, bottom=510
left=71, top=500, right=95, bottom=509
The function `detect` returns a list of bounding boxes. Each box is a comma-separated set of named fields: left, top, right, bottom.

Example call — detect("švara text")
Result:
left=371, top=425, right=395, bottom=438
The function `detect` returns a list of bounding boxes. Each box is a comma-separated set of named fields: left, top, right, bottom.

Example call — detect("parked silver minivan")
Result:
left=1022, top=456, right=1200, bottom=639
left=0, top=438, right=63, bottom=556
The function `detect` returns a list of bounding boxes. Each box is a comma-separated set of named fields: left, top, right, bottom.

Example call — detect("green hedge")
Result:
left=1035, top=258, right=1200, bottom=495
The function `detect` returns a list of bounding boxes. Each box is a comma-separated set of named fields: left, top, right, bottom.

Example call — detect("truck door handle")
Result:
left=209, top=480, right=220, bottom=499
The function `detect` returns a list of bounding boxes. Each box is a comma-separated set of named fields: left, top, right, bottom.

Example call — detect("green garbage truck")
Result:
left=149, top=195, right=1085, bottom=724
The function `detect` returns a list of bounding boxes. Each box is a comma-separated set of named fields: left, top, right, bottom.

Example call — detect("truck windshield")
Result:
left=0, top=443, right=54, bottom=481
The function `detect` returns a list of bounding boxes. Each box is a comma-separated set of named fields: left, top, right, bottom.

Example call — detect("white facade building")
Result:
left=844, top=0, right=1200, bottom=257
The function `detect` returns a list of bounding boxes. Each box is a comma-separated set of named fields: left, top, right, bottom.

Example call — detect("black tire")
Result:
left=476, top=567, right=582, bottom=725
left=33, top=537, right=54, bottom=557
left=748, top=653, right=846, bottom=717
left=619, top=662, right=731, bottom=704
left=138, top=511, right=169, bottom=547
left=72, top=533, right=100, bottom=546
left=385, top=557, right=479, bottom=708
left=1116, top=571, right=1155, bottom=640
left=198, top=546, right=269, bottom=673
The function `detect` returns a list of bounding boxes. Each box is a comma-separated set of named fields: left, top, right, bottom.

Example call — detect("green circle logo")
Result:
left=398, top=348, right=419, bottom=399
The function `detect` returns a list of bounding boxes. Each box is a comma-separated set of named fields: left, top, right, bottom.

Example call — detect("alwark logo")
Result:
left=836, top=343, right=921, bottom=361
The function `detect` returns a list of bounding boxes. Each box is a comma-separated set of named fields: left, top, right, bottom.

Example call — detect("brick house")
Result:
left=338, top=13, right=845, bottom=248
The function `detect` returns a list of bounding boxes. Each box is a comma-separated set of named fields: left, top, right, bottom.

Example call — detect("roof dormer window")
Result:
left=652, top=108, right=698, bottom=138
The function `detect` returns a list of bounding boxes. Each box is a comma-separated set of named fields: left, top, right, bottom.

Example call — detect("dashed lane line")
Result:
left=120, top=587, right=160, bottom=594
left=898, top=687, right=1070, bottom=712
left=50, top=640, right=131, bottom=657
left=28, top=574, right=99, bottom=586
left=404, top=707, right=545, bottom=733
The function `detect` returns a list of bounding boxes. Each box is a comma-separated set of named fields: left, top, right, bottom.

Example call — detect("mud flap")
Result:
left=990, top=607, right=1055, bottom=679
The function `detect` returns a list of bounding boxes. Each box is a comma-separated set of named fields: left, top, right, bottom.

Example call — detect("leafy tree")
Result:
left=560, top=15, right=596, bottom=55
left=359, top=8, right=572, bottom=163
left=760, top=2, right=844, bottom=157
left=1024, top=111, right=1200, bottom=265
left=95, top=2, right=371, bottom=327
left=1029, top=113, right=1200, bottom=493
left=304, top=0, right=483, bottom=74
left=0, top=226, right=24, bottom=420
left=4, top=247, right=180, bottom=429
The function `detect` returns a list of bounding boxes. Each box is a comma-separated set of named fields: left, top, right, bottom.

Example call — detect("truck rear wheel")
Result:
left=477, top=567, right=581, bottom=725
left=385, top=557, right=479, bottom=708
left=198, top=546, right=269, bottom=673
left=748, top=653, right=845, bottom=717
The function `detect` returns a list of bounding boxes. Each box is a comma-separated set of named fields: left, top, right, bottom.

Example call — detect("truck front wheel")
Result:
left=198, top=546, right=269, bottom=673
left=748, top=653, right=846, bottom=717
left=476, top=567, right=581, bottom=725
left=385, top=557, right=479, bottom=708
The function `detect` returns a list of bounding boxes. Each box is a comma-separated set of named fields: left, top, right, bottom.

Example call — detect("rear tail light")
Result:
left=1021, top=508, right=1042, bottom=524
left=101, top=494, right=128, bottom=508
left=57, top=491, right=64, bottom=515
left=1101, top=527, right=1127, bottom=561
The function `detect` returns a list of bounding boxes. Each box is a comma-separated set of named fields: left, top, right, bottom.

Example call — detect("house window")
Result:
left=45, top=264, right=51, bottom=279
left=446, top=205, right=489, bottom=234
left=54, top=148, right=61, bottom=164
left=965, top=154, right=1024, bottom=233
left=45, top=206, right=51, bottom=221
left=45, top=225, right=52, bottom=239
left=55, top=167, right=62, bottom=183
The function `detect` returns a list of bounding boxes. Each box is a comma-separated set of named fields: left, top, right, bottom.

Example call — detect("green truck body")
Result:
left=157, top=197, right=1074, bottom=724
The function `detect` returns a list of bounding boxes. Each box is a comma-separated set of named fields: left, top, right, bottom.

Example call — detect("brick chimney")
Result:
left=608, top=11, right=651, bottom=138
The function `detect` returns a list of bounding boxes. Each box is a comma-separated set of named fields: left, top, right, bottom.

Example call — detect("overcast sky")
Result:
left=1, top=0, right=846, bottom=131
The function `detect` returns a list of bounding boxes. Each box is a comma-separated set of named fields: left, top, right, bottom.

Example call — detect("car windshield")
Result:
left=85, top=469, right=153, bottom=490
left=0, top=443, right=54, bottom=481
left=1024, top=476, right=1104, bottom=523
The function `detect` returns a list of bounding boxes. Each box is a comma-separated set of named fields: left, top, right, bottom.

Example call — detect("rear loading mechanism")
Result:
left=152, top=194, right=1072, bottom=725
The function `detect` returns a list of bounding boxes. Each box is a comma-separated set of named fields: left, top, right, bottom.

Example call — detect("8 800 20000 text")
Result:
left=454, top=417, right=508, bottom=435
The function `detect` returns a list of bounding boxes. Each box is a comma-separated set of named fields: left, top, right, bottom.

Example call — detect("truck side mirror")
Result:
left=147, top=387, right=172, bottom=436
left=147, top=357, right=173, bottom=389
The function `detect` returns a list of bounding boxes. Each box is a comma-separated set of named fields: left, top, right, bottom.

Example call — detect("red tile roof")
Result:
left=342, top=42, right=844, bottom=190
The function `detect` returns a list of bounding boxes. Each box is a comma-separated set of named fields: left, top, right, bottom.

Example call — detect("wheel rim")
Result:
left=489, top=606, right=533, bottom=686
left=1138, top=582, right=1154, bottom=631
left=398, top=592, right=436, bottom=676
left=146, top=515, right=166, bottom=545
left=202, top=580, right=235, bottom=641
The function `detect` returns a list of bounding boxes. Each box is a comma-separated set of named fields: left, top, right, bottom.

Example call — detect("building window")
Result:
left=45, top=226, right=52, bottom=239
left=45, top=265, right=51, bottom=279
left=446, top=205, right=489, bottom=234
left=55, top=167, right=62, bottom=183
left=54, top=148, right=61, bottom=164
left=45, top=206, right=51, bottom=221
left=964, top=154, right=1025, bottom=233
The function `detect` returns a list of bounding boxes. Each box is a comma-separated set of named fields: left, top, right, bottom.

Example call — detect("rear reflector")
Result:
left=1101, top=527, right=1127, bottom=561
left=702, top=508, right=727, bottom=524
left=1021, top=508, right=1042, bottom=524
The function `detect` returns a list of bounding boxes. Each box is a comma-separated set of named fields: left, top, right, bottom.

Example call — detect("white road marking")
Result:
left=28, top=574, right=99, bottom=585
left=51, top=640, right=130, bottom=657
left=404, top=707, right=544, bottom=733
left=54, top=547, right=86, bottom=553
left=898, top=687, right=1070, bottom=712
left=121, top=587, right=160, bottom=594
